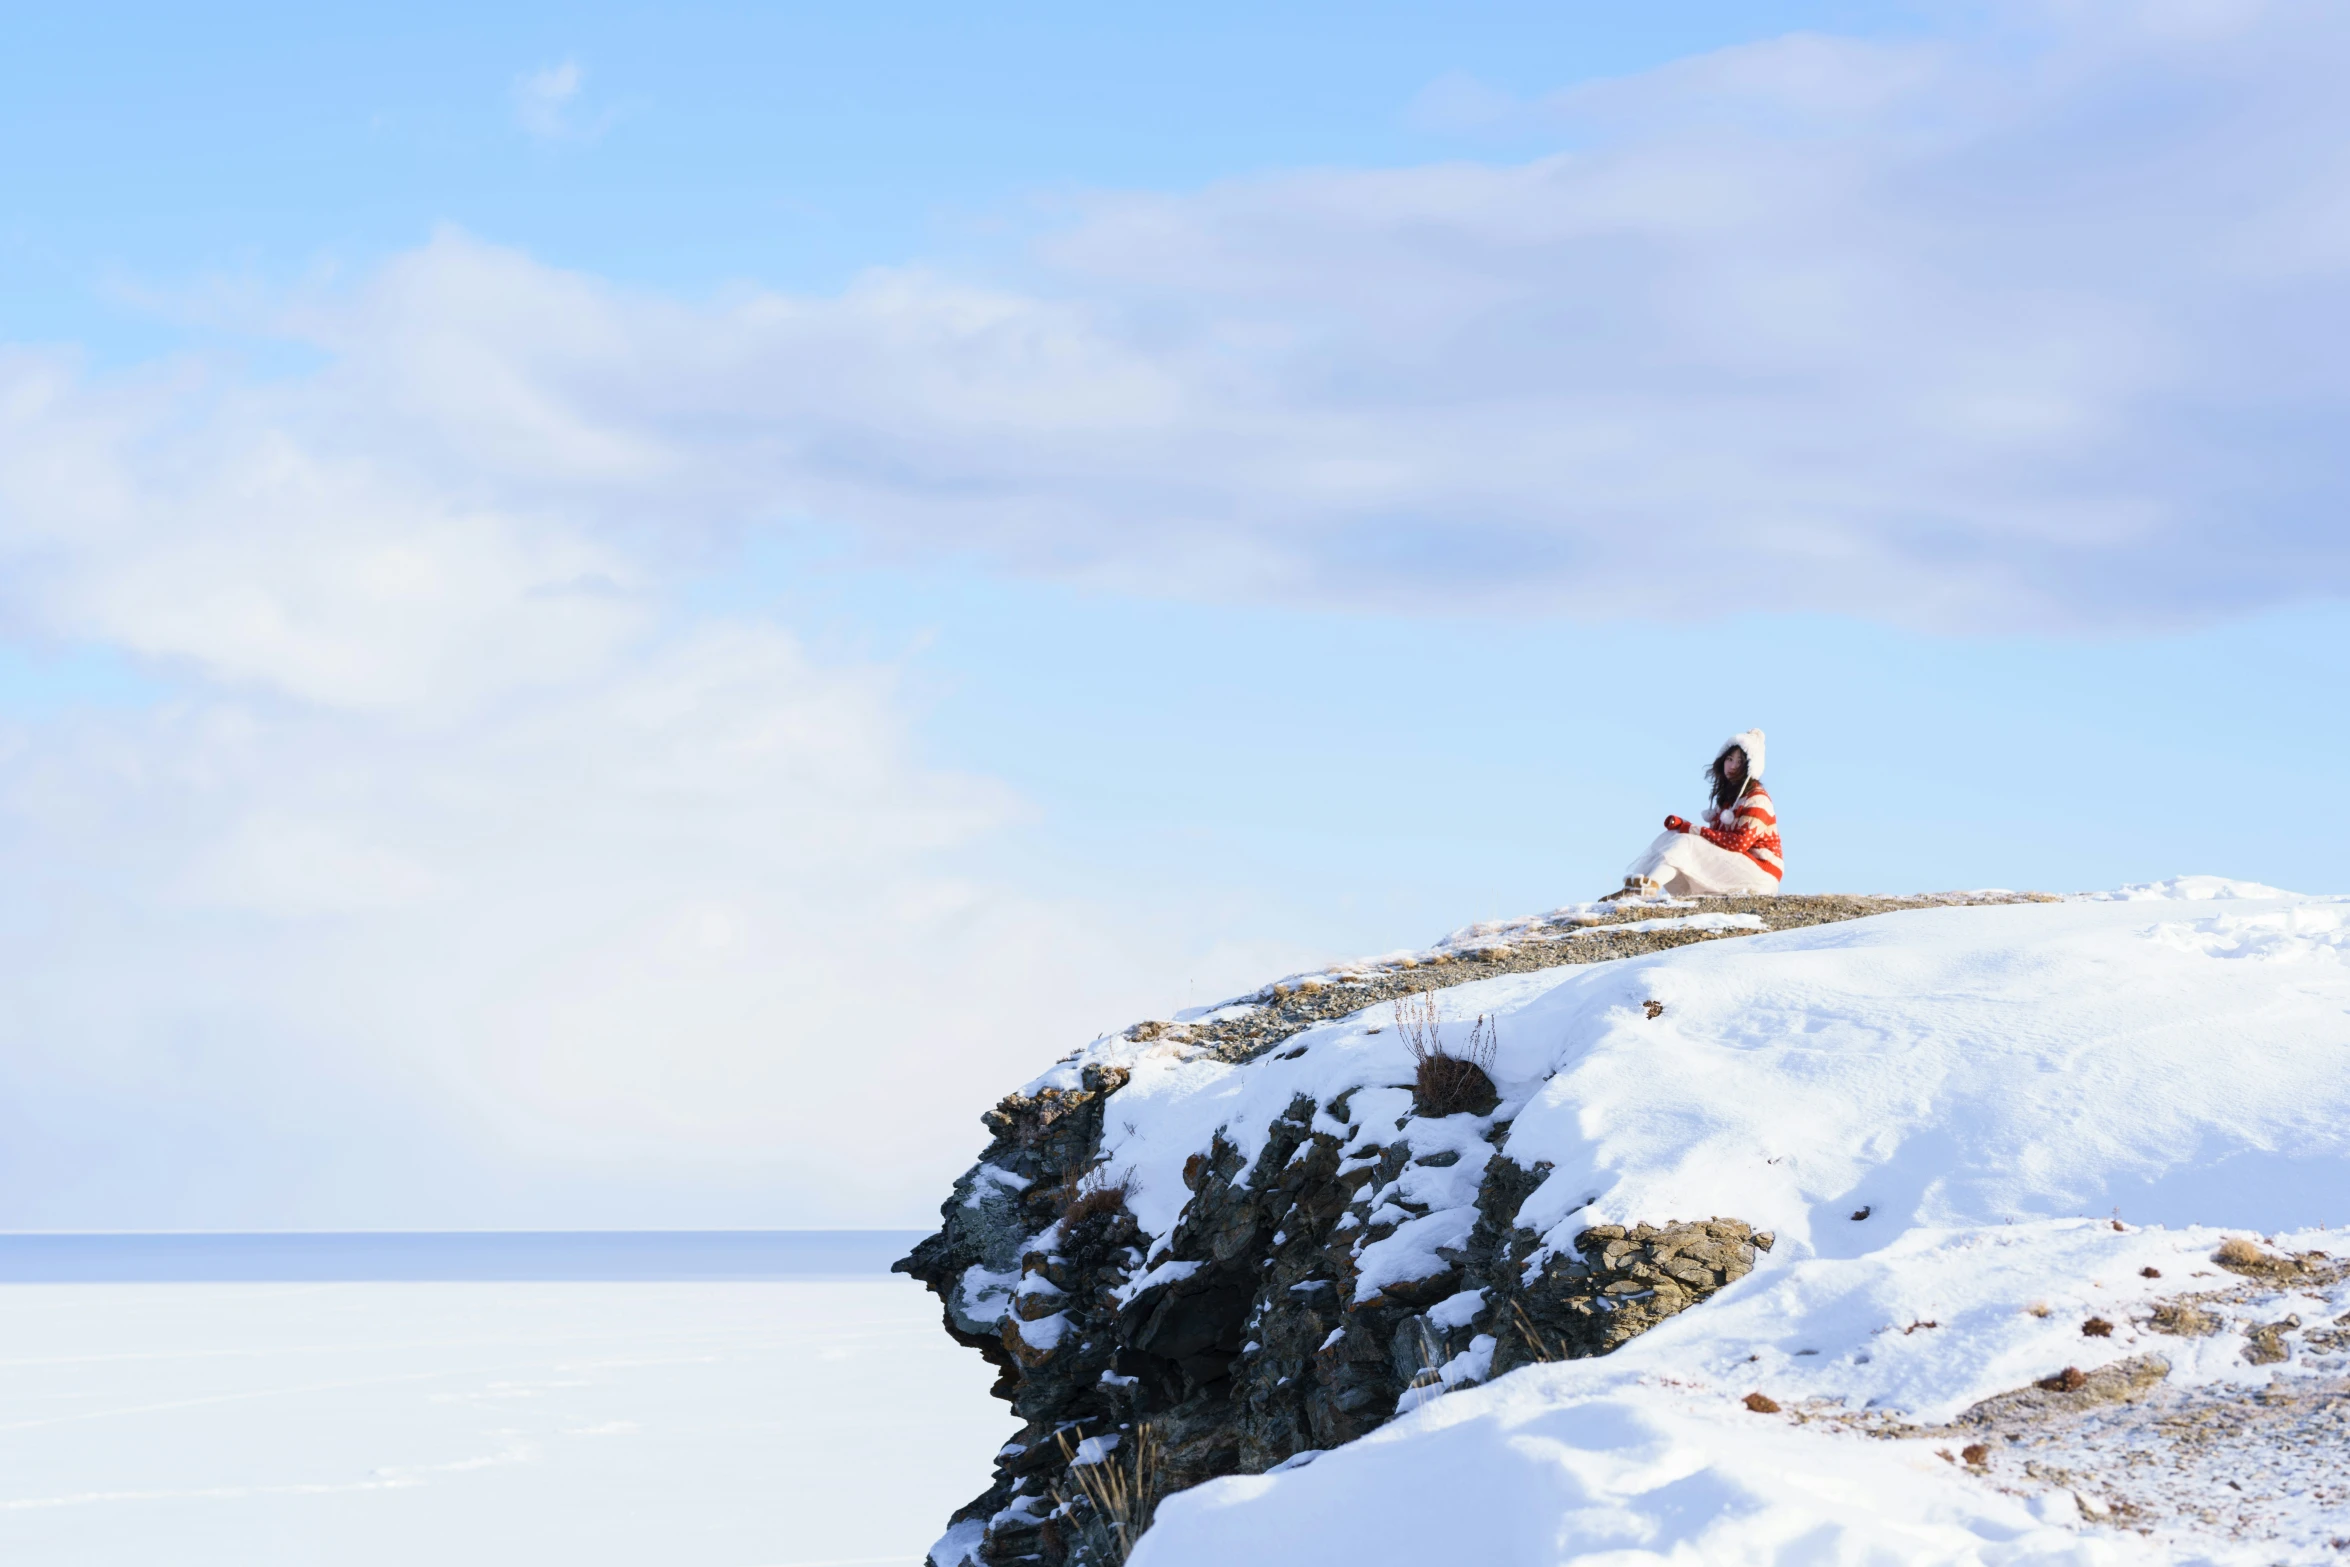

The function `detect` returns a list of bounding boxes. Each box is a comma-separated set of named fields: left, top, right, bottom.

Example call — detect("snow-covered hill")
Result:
left=908, top=880, right=2350, bottom=1565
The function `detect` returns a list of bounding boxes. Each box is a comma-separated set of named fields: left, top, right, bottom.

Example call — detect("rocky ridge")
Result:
left=897, top=891, right=2055, bottom=1565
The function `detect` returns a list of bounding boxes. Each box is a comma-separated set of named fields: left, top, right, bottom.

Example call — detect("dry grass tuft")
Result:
left=1512, top=1301, right=1561, bottom=1364
left=1392, top=990, right=1499, bottom=1117
left=1052, top=1423, right=1162, bottom=1565
left=1398, top=1316, right=1448, bottom=1396
left=1054, top=1164, right=1135, bottom=1228
left=2214, top=1236, right=2268, bottom=1267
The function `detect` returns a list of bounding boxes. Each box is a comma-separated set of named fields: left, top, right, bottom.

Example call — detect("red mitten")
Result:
left=1663, top=815, right=1690, bottom=833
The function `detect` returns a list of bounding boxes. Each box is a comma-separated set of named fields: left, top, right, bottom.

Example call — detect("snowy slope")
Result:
left=1049, top=879, right=2350, bottom=1564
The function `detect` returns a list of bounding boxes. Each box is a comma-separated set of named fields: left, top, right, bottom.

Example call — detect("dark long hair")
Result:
left=1706, top=746, right=1753, bottom=812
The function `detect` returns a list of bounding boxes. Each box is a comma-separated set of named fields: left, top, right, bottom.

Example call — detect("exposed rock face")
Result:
left=900, top=1076, right=1770, bottom=1566
left=896, top=893, right=2048, bottom=1566
left=1955, top=1354, right=2175, bottom=1426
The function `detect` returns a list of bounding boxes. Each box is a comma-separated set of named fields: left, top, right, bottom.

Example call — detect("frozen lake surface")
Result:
left=0, top=1234, right=1009, bottom=1566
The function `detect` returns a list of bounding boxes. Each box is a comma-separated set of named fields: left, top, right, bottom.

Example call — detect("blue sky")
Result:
left=7, top=2, right=1898, bottom=346
left=2, top=0, right=2346, bottom=1228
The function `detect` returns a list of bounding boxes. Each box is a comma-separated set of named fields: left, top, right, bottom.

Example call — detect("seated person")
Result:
left=1617, top=729, right=1782, bottom=898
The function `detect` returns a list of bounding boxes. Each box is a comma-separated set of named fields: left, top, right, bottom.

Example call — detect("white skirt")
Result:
left=1625, top=831, right=1779, bottom=896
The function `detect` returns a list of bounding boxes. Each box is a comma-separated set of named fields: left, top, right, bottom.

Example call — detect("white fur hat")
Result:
left=1718, top=728, right=1766, bottom=778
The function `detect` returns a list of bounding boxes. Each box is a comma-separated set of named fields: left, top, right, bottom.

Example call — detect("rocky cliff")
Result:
left=896, top=892, right=2048, bottom=1566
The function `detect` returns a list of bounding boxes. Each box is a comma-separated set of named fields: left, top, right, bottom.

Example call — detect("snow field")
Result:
left=0, top=1277, right=1012, bottom=1566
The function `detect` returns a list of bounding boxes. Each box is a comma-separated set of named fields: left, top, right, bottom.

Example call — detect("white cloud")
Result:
left=513, top=58, right=589, bottom=142
left=0, top=343, right=1312, bottom=1228
left=0, top=345, right=647, bottom=708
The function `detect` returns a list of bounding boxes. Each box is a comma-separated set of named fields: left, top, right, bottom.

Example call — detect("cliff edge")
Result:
left=901, top=880, right=2350, bottom=1566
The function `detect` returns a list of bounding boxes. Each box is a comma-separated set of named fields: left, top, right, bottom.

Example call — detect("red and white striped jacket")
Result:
left=1687, top=784, right=1782, bottom=882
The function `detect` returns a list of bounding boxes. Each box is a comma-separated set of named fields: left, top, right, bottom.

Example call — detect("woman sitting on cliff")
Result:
left=1615, top=729, right=1783, bottom=898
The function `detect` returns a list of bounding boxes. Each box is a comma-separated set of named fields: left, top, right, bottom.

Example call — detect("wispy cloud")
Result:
left=512, top=57, right=591, bottom=142
left=1403, top=69, right=1528, bottom=135
left=268, top=5, right=2350, bottom=631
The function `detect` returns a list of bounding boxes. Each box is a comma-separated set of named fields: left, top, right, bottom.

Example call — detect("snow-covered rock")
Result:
left=907, top=886, right=2350, bottom=1565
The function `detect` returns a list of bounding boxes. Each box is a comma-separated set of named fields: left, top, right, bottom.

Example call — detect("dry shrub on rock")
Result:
left=1052, top=1423, right=1162, bottom=1565
left=1392, top=990, right=1500, bottom=1117
left=1055, top=1164, right=1136, bottom=1228
left=2214, top=1236, right=2268, bottom=1267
